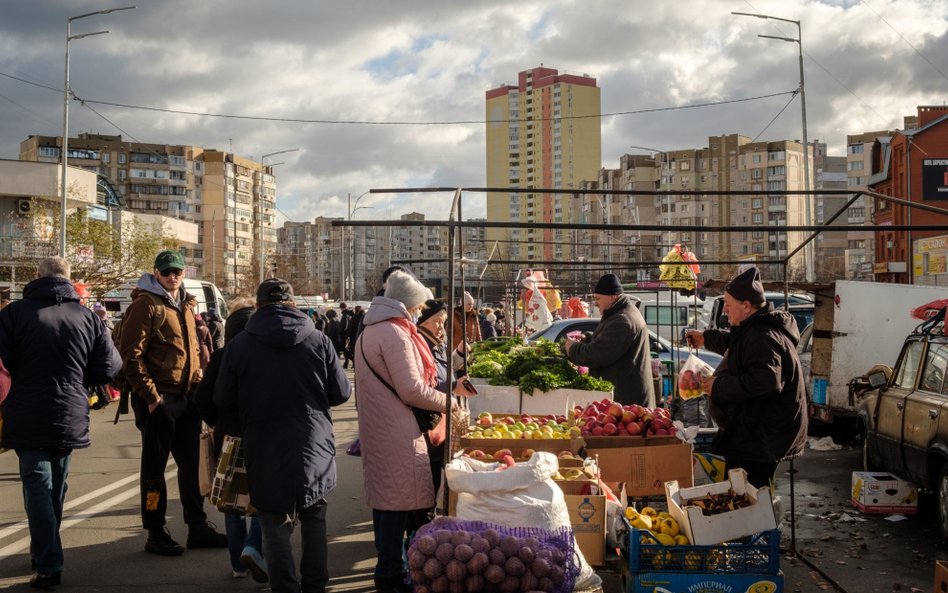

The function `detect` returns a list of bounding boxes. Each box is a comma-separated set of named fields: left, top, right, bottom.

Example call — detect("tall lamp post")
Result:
left=732, top=11, right=813, bottom=281
left=61, top=6, right=135, bottom=257
left=259, top=148, right=299, bottom=283
left=347, top=191, right=372, bottom=301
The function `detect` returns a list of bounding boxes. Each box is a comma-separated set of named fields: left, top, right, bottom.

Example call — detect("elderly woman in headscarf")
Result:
left=354, top=272, right=474, bottom=593
left=450, top=291, right=480, bottom=350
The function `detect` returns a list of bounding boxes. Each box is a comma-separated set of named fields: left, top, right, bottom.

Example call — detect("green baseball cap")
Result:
left=154, top=250, right=185, bottom=272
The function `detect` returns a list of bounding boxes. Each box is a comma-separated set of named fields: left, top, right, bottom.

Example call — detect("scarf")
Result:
left=389, top=317, right=438, bottom=388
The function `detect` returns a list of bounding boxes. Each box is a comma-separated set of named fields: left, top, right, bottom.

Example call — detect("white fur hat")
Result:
left=384, top=270, right=430, bottom=309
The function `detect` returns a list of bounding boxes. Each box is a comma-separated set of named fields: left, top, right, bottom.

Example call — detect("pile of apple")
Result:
left=574, top=399, right=677, bottom=438
left=464, top=449, right=576, bottom=462
left=465, top=412, right=580, bottom=441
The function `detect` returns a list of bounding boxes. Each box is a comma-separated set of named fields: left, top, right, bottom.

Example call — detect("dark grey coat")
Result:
left=565, top=295, right=655, bottom=406
left=213, top=305, right=351, bottom=513
left=703, top=304, right=808, bottom=464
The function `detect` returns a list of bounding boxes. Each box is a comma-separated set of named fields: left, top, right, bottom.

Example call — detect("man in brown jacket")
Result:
left=120, top=250, right=226, bottom=556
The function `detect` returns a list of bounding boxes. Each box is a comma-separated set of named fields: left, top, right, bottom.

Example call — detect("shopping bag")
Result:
left=210, top=435, right=254, bottom=513
left=448, top=397, right=470, bottom=456
left=677, top=353, right=716, bottom=400
left=198, top=427, right=215, bottom=497
left=345, top=437, right=361, bottom=457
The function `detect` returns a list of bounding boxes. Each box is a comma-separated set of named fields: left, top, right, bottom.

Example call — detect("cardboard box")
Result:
left=585, top=440, right=693, bottom=497
left=692, top=451, right=727, bottom=485
left=935, top=559, right=948, bottom=593
left=666, top=468, right=777, bottom=546
left=554, top=479, right=606, bottom=567
left=851, top=471, right=919, bottom=514
left=458, top=436, right=583, bottom=456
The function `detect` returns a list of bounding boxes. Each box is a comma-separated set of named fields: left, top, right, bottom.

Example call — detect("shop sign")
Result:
left=923, top=158, right=948, bottom=200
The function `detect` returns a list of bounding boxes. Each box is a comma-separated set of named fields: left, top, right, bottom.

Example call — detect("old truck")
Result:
left=801, top=280, right=947, bottom=432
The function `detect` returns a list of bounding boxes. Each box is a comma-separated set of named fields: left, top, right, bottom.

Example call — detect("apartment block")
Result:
left=392, top=212, right=448, bottom=294
left=844, top=130, right=894, bottom=279
left=813, top=143, right=849, bottom=280
left=485, top=66, right=601, bottom=265
left=19, top=133, right=276, bottom=296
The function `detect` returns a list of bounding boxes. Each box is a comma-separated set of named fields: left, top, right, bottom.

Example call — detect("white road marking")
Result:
left=0, top=467, right=177, bottom=561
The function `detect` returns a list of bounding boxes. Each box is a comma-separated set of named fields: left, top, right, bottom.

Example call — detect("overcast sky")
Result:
left=1, top=0, right=946, bottom=225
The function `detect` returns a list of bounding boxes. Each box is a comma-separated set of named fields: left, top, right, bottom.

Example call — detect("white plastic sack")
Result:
left=445, top=452, right=602, bottom=590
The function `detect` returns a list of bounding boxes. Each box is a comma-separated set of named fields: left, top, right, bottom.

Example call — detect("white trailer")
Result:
left=802, top=280, right=946, bottom=428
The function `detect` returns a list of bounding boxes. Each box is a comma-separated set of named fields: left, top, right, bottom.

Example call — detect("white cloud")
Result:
left=0, top=0, right=945, bottom=226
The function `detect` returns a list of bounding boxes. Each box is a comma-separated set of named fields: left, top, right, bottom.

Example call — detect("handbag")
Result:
left=198, top=426, right=216, bottom=497
left=346, top=437, right=362, bottom=457
left=210, top=435, right=254, bottom=513
left=359, top=340, right=442, bottom=432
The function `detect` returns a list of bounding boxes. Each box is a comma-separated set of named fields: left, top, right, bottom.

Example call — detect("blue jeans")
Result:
left=225, top=512, right=263, bottom=572
left=258, top=500, right=328, bottom=593
left=16, top=449, right=72, bottom=574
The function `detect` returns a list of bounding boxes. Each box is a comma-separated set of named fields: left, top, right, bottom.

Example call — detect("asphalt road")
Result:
left=0, top=395, right=943, bottom=592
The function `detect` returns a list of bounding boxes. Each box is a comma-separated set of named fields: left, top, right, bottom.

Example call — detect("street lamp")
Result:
left=61, top=5, right=136, bottom=257
left=259, top=148, right=299, bottom=283
left=732, top=11, right=813, bottom=281
left=347, top=191, right=373, bottom=301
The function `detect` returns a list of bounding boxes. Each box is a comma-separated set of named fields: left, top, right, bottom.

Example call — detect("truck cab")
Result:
left=698, top=291, right=814, bottom=333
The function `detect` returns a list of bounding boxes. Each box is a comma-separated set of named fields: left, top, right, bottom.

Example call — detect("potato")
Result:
left=429, top=575, right=449, bottom=593
left=531, top=557, right=551, bottom=578
left=500, top=575, right=520, bottom=593
left=482, top=528, right=501, bottom=547
left=520, top=572, right=539, bottom=592
left=518, top=546, right=535, bottom=564
left=408, top=549, right=427, bottom=570
left=466, top=551, right=489, bottom=575
left=484, top=564, right=505, bottom=584
left=445, top=559, right=467, bottom=583
left=499, top=536, right=520, bottom=557
left=470, top=536, right=491, bottom=555
left=435, top=543, right=454, bottom=565
left=454, top=543, right=474, bottom=563
left=415, top=535, right=437, bottom=556
left=423, top=557, right=444, bottom=580
left=464, top=575, right=485, bottom=593
left=435, top=530, right=453, bottom=545
left=504, top=556, right=526, bottom=577
left=488, top=548, right=506, bottom=566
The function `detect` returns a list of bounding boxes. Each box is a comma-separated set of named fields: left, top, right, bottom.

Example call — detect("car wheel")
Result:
left=938, top=464, right=948, bottom=542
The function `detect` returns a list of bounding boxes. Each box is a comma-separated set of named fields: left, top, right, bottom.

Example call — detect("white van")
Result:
left=627, top=292, right=704, bottom=344
left=102, top=279, right=229, bottom=319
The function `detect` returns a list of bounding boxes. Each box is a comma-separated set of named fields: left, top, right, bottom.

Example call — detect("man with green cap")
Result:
left=119, top=250, right=227, bottom=556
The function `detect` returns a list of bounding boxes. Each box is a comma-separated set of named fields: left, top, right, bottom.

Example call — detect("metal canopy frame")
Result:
left=333, top=185, right=948, bottom=536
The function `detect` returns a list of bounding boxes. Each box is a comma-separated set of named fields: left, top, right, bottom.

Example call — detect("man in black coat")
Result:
left=0, top=257, right=121, bottom=589
left=685, top=266, right=808, bottom=489
left=214, top=279, right=350, bottom=593
left=564, top=273, right=656, bottom=407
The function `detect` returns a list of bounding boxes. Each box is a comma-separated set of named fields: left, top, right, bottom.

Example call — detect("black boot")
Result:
left=29, top=572, right=61, bottom=590
left=145, top=528, right=184, bottom=556
left=186, top=521, right=228, bottom=549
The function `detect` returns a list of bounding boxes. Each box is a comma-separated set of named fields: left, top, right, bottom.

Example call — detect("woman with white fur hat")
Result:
left=354, top=271, right=474, bottom=593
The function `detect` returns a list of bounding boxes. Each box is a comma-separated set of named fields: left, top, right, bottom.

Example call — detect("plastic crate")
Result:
left=625, top=570, right=784, bottom=593
left=626, top=523, right=780, bottom=574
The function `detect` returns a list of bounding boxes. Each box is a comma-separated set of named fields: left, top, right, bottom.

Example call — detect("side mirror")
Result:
left=867, top=370, right=888, bottom=389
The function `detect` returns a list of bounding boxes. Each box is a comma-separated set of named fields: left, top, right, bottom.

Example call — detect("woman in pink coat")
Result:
left=354, top=271, right=472, bottom=593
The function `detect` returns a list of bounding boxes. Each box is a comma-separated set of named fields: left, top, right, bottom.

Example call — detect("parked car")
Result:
left=857, top=321, right=948, bottom=539
left=698, top=291, right=814, bottom=334
left=526, top=318, right=722, bottom=371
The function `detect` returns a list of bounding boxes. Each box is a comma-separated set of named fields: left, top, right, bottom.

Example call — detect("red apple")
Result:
left=603, top=422, right=618, bottom=436
left=467, top=449, right=487, bottom=460
left=654, top=428, right=670, bottom=436
left=626, top=422, right=643, bottom=436
left=607, top=403, right=624, bottom=420
left=492, top=448, right=513, bottom=461
left=591, top=426, right=605, bottom=436
left=520, top=448, right=536, bottom=460
left=596, top=413, right=609, bottom=425
left=477, top=413, right=493, bottom=427
left=621, top=410, right=637, bottom=424
left=616, top=426, right=629, bottom=436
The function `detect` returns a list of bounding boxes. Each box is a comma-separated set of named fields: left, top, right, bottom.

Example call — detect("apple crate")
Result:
left=624, top=523, right=779, bottom=574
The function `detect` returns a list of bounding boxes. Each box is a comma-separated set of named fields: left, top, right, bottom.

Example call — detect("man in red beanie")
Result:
left=685, top=266, right=807, bottom=489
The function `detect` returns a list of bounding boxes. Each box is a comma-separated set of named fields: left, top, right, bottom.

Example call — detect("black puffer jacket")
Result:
left=565, top=295, right=655, bottom=406
left=213, top=305, right=351, bottom=513
left=0, top=276, right=121, bottom=450
left=703, top=304, right=808, bottom=464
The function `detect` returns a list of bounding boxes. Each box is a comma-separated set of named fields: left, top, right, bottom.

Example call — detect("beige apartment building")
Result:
left=20, top=133, right=276, bottom=296
left=845, top=130, right=894, bottom=279
left=485, top=66, right=601, bottom=264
